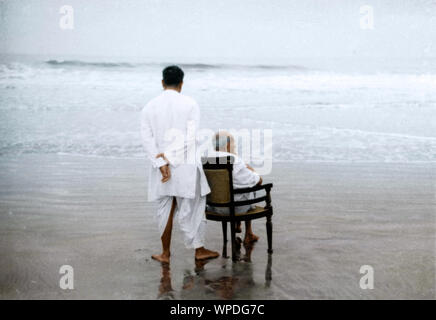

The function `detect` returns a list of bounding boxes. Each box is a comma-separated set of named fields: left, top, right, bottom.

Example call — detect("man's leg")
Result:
left=244, top=220, right=259, bottom=244
left=176, top=195, right=219, bottom=261
left=194, top=220, right=219, bottom=261
left=152, top=197, right=177, bottom=263
left=236, top=221, right=242, bottom=233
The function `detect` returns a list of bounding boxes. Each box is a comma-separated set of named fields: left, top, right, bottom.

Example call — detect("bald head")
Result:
left=213, top=131, right=235, bottom=153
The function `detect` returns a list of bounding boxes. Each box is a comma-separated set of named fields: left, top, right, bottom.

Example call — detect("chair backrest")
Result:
left=204, top=169, right=231, bottom=203
left=202, top=156, right=235, bottom=206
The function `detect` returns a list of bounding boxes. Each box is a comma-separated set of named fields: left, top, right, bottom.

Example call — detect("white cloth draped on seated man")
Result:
left=208, top=131, right=263, bottom=244
left=140, top=65, right=219, bottom=263
left=208, top=150, right=261, bottom=214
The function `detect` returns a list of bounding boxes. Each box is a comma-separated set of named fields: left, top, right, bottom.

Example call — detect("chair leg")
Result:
left=221, top=221, right=228, bottom=258
left=230, top=220, right=237, bottom=262
left=266, top=215, right=273, bottom=254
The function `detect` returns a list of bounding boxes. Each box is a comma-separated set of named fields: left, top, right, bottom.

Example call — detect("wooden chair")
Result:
left=202, top=156, right=273, bottom=262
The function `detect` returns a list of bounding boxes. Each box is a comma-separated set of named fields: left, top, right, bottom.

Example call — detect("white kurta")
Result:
left=208, top=151, right=261, bottom=214
left=141, top=89, right=211, bottom=249
left=141, top=89, right=211, bottom=201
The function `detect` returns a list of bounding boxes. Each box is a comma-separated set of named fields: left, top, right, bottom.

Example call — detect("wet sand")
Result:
left=0, top=154, right=435, bottom=299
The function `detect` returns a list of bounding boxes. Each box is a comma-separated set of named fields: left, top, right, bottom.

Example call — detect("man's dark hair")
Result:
left=162, top=65, right=184, bottom=86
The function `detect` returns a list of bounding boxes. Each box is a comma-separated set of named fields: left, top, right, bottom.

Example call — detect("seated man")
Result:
left=208, top=131, right=262, bottom=244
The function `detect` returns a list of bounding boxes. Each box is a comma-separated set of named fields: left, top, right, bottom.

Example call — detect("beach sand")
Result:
left=0, top=154, right=434, bottom=299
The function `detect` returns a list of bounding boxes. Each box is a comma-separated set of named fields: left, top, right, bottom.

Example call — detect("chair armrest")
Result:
left=234, top=195, right=268, bottom=207
left=207, top=183, right=273, bottom=209
left=233, top=183, right=273, bottom=194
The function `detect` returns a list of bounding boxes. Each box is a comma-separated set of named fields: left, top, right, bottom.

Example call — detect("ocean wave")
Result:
left=43, top=59, right=308, bottom=71
left=179, top=63, right=307, bottom=71
left=45, top=60, right=135, bottom=68
left=1, top=126, right=435, bottom=162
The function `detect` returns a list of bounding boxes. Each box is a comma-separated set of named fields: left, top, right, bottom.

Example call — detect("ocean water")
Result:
left=0, top=55, right=435, bottom=162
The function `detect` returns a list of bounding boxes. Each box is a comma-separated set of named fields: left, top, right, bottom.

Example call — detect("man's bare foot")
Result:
left=152, top=253, right=170, bottom=264
left=195, top=247, right=219, bottom=260
left=244, top=233, right=259, bottom=244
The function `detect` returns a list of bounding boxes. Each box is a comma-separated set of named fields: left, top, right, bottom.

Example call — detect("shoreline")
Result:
left=0, top=154, right=435, bottom=299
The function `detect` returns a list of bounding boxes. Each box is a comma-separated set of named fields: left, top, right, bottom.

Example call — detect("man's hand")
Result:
left=246, top=164, right=255, bottom=172
left=257, top=176, right=263, bottom=185
left=156, top=153, right=168, bottom=163
left=159, top=164, right=171, bottom=183
left=156, top=153, right=171, bottom=182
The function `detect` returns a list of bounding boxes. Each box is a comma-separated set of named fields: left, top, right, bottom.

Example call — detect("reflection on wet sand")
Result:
left=157, top=263, right=175, bottom=300
left=157, top=237, right=273, bottom=300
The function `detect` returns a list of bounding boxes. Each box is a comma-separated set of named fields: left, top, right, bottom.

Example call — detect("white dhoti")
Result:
left=156, top=170, right=207, bottom=249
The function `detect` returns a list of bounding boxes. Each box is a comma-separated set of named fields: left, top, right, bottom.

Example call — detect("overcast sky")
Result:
left=0, top=0, right=435, bottom=63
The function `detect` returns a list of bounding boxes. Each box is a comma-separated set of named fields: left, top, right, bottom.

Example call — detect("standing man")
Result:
left=141, top=65, right=219, bottom=263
